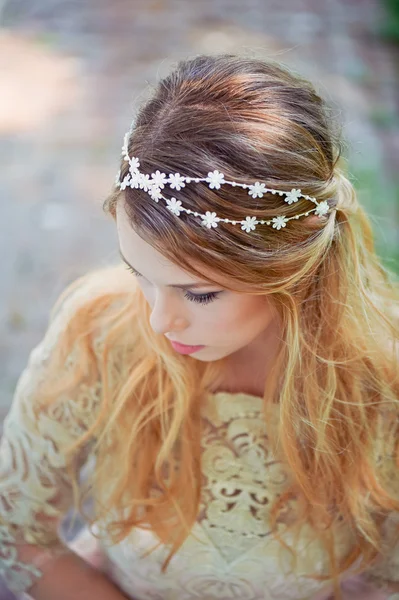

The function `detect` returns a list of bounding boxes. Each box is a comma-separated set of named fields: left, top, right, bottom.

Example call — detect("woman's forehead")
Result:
left=116, top=201, right=254, bottom=293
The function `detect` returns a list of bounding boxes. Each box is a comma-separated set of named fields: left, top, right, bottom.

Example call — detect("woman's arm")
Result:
left=27, top=548, right=131, bottom=600
left=386, top=581, right=399, bottom=593
left=0, top=273, right=130, bottom=597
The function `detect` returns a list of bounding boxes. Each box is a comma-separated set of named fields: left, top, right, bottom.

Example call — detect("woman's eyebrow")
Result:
left=118, top=249, right=215, bottom=290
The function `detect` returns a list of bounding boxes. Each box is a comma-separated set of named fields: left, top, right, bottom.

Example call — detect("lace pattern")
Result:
left=91, top=393, right=355, bottom=600
left=1, top=269, right=398, bottom=599
left=0, top=276, right=103, bottom=594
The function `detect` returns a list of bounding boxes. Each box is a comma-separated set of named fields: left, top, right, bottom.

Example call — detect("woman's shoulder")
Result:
left=51, top=263, right=136, bottom=318
left=9, top=264, right=138, bottom=435
left=19, top=263, right=137, bottom=397
left=47, top=263, right=137, bottom=343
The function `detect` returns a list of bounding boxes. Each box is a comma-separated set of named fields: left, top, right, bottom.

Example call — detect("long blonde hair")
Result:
left=36, top=54, right=399, bottom=597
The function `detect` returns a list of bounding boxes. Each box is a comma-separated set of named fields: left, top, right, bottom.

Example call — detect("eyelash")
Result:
left=123, top=264, right=220, bottom=305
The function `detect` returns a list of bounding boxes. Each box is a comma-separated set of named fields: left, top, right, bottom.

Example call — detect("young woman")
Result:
left=1, top=54, right=398, bottom=600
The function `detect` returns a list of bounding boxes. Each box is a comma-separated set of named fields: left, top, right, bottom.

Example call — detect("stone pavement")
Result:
left=0, top=0, right=398, bottom=416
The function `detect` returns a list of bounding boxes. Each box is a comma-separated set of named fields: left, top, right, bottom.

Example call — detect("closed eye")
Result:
left=123, top=264, right=221, bottom=306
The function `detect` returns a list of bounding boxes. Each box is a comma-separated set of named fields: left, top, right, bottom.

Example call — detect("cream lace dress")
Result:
left=1, top=271, right=398, bottom=600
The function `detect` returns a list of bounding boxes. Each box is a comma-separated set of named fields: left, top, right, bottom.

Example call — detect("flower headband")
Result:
left=115, top=127, right=331, bottom=232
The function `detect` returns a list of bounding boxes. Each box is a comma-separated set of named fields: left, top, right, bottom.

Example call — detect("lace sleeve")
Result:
left=0, top=275, right=103, bottom=595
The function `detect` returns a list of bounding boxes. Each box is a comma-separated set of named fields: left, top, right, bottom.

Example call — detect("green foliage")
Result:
left=368, top=106, right=399, bottom=129
left=348, top=165, right=399, bottom=276
left=380, top=0, right=399, bottom=43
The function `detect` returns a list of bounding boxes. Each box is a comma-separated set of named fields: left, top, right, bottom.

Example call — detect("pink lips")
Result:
left=170, top=341, right=205, bottom=355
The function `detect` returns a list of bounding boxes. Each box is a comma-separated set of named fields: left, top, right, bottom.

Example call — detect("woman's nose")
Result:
left=149, top=293, right=188, bottom=335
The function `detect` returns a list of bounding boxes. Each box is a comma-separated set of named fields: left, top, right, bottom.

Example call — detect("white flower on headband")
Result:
left=151, top=170, right=168, bottom=189
left=129, top=171, right=142, bottom=189
left=168, top=173, right=186, bottom=191
left=284, top=189, right=302, bottom=204
left=201, top=211, right=219, bottom=228
left=130, top=156, right=140, bottom=171
left=241, top=216, right=258, bottom=232
left=138, top=174, right=152, bottom=193
left=248, top=182, right=267, bottom=199
left=166, top=197, right=183, bottom=216
left=149, top=185, right=162, bottom=202
left=314, top=201, right=330, bottom=217
left=120, top=175, right=131, bottom=190
left=272, top=216, right=289, bottom=230
left=206, top=170, right=226, bottom=190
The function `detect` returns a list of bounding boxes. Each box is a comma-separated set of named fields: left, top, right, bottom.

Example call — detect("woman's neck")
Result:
left=208, top=316, right=282, bottom=398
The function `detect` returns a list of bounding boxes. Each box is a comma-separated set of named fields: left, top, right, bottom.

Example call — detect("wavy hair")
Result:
left=36, top=54, right=399, bottom=598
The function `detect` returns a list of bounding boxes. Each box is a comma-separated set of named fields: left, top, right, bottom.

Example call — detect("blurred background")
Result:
left=0, top=0, right=398, bottom=418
